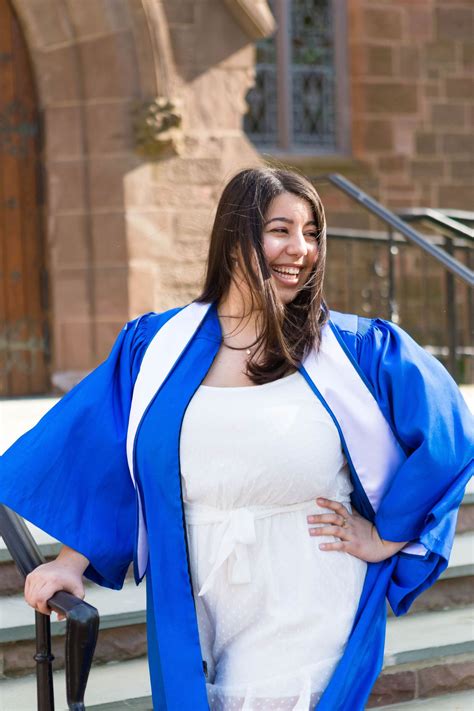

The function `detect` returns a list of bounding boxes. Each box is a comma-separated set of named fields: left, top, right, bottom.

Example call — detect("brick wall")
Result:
left=318, top=0, right=473, bottom=379
left=349, top=0, right=473, bottom=210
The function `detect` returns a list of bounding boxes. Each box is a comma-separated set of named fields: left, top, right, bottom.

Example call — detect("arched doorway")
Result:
left=0, top=0, right=49, bottom=396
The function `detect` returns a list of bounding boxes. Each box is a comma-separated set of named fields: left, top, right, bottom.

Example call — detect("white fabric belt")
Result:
left=184, top=497, right=350, bottom=597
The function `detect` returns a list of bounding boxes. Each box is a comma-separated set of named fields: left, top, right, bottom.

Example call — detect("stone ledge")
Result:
left=368, top=655, right=474, bottom=708
left=1, top=624, right=147, bottom=678
left=222, top=0, right=276, bottom=40
left=261, top=151, right=370, bottom=178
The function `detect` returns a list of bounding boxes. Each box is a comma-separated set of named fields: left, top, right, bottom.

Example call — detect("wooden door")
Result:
left=0, top=0, right=49, bottom=396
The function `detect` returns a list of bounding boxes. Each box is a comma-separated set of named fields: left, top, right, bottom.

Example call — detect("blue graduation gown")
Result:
left=1, top=302, right=472, bottom=710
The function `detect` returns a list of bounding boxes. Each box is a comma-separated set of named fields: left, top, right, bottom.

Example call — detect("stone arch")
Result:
left=9, top=0, right=174, bottom=384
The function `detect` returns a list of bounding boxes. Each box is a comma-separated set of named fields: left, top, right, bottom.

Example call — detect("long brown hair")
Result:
left=197, top=167, right=328, bottom=384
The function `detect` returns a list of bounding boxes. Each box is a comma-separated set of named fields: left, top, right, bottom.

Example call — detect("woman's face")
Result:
left=262, top=192, right=319, bottom=304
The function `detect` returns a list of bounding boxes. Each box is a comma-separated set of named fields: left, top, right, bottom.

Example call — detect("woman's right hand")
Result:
left=24, top=545, right=89, bottom=620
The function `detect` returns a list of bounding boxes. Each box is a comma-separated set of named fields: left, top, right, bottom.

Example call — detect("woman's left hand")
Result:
left=307, top=498, right=408, bottom=563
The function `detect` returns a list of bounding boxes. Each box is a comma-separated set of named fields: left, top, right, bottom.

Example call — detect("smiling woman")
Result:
left=197, top=168, right=328, bottom=386
left=0, top=167, right=472, bottom=711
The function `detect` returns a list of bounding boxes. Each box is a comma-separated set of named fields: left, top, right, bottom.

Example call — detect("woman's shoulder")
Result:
left=328, top=310, right=433, bottom=374
left=122, top=306, right=187, bottom=378
left=329, top=309, right=389, bottom=337
left=129, top=306, right=185, bottom=338
left=329, top=310, right=418, bottom=348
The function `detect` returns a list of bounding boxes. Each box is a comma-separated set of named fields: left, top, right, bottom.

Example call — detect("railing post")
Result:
left=387, top=227, right=398, bottom=323
left=34, top=611, right=55, bottom=711
left=445, top=236, right=457, bottom=379
left=0, top=505, right=99, bottom=711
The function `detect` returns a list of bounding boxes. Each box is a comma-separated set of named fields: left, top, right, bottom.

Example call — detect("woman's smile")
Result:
left=270, top=263, right=304, bottom=286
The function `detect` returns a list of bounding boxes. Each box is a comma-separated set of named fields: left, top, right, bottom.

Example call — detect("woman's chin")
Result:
left=269, top=277, right=302, bottom=304
left=274, top=285, right=301, bottom=305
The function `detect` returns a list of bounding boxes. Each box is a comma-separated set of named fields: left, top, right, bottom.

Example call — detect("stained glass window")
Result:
left=244, top=33, right=278, bottom=147
left=244, top=0, right=340, bottom=152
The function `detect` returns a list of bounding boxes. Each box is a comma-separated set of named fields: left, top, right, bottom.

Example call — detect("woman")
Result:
left=1, top=168, right=472, bottom=711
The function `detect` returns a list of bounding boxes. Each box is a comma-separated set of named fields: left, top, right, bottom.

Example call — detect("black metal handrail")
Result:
left=315, top=173, right=473, bottom=381
left=0, top=504, right=99, bottom=711
left=326, top=225, right=472, bottom=249
left=396, top=208, right=474, bottom=242
left=319, top=173, right=474, bottom=287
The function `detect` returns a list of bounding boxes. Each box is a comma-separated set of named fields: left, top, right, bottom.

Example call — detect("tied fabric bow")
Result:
left=198, top=507, right=257, bottom=596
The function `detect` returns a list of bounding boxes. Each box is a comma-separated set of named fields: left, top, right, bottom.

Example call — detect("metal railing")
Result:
left=321, top=174, right=473, bottom=285
left=397, top=208, right=474, bottom=243
left=314, top=173, right=474, bottom=381
left=396, top=208, right=473, bottom=382
left=0, top=504, right=99, bottom=711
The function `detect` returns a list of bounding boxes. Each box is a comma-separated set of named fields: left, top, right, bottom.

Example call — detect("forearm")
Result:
left=56, top=544, right=90, bottom=574
left=373, top=525, right=408, bottom=559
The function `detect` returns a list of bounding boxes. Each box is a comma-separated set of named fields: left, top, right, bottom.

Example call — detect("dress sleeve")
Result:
left=0, top=315, right=152, bottom=590
left=357, top=318, right=474, bottom=615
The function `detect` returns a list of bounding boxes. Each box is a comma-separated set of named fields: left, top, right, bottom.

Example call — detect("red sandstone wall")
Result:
left=348, top=0, right=473, bottom=210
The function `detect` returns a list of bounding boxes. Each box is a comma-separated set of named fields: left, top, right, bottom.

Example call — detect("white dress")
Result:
left=179, top=371, right=367, bottom=711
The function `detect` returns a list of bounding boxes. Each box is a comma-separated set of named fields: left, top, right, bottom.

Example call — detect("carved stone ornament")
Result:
left=132, top=96, right=184, bottom=159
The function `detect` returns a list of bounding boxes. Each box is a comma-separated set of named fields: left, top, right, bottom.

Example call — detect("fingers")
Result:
left=25, top=578, right=55, bottom=615
left=309, top=525, right=349, bottom=539
left=24, top=566, right=85, bottom=618
left=318, top=541, right=346, bottom=552
left=316, top=497, right=349, bottom=515
left=307, top=513, right=347, bottom=526
left=307, top=500, right=350, bottom=540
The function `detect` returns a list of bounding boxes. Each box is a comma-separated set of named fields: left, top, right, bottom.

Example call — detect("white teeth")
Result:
left=273, top=267, right=300, bottom=277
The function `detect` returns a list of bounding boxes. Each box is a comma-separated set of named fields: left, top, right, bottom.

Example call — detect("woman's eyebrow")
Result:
left=264, top=217, right=317, bottom=226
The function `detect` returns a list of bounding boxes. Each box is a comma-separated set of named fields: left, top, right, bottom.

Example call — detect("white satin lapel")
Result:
left=126, top=301, right=212, bottom=577
left=302, top=322, right=426, bottom=557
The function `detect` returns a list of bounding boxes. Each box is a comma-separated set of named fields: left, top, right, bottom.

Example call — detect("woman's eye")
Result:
left=306, top=233, right=318, bottom=240
left=271, top=228, right=288, bottom=234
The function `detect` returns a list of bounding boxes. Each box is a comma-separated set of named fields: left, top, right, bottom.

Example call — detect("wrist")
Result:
left=371, top=524, right=407, bottom=558
left=57, top=545, right=90, bottom=574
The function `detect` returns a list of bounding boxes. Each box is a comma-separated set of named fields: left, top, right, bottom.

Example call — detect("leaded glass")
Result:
left=244, top=0, right=337, bottom=151
left=291, top=0, right=336, bottom=148
left=244, top=20, right=277, bottom=146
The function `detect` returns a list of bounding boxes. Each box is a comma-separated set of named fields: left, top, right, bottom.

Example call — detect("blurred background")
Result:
left=0, top=0, right=472, bottom=397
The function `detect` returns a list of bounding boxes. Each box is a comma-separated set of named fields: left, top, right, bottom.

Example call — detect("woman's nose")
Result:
left=286, top=230, right=308, bottom=256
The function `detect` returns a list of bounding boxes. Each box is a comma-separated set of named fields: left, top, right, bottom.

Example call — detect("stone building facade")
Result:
left=0, top=0, right=472, bottom=395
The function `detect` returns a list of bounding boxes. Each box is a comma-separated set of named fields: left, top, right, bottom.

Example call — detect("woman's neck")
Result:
left=217, top=285, right=261, bottom=350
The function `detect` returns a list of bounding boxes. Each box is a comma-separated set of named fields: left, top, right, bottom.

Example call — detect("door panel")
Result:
left=0, top=0, right=49, bottom=396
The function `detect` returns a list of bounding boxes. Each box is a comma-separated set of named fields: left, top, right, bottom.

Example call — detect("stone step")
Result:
left=368, top=606, right=474, bottom=707
left=442, top=531, right=474, bottom=580
left=373, top=689, right=474, bottom=710
left=1, top=579, right=147, bottom=678
left=384, top=606, right=473, bottom=668
left=403, top=530, right=473, bottom=614
left=0, top=578, right=146, bottom=644
left=1, top=606, right=473, bottom=709
left=0, top=657, right=152, bottom=711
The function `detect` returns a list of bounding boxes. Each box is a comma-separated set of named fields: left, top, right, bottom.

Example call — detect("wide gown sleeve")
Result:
left=357, top=318, right=473, bottom=615
left=0, top=315, right=152, bottom=590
